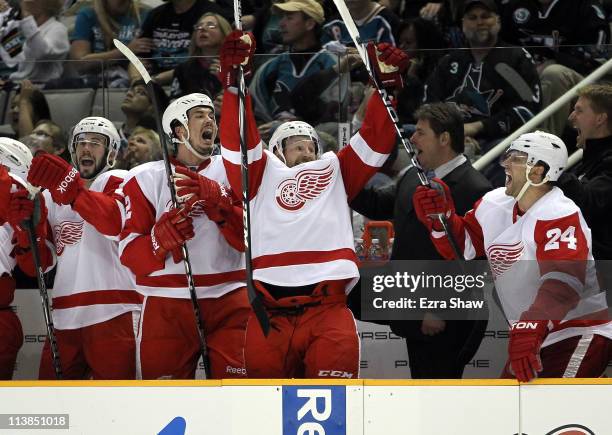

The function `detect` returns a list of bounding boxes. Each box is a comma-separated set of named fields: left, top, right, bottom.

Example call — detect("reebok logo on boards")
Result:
left=282, top=385, right=346, bottom=434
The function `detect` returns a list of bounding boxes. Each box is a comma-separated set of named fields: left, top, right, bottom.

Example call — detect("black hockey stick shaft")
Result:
left=113, top=39, right=211, bottom=377
left=234, top=0, right=271, bottom=336
left=24, top=202, right=62, bottom=379
left=149, top=81, right=211, bottom=378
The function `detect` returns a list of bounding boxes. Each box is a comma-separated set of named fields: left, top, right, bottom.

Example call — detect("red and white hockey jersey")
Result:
left=44, top=169, right=141, bottom=329
left=432, top=187, right=612, bottom=347
left=118, top=157, right=245, bottom=298
left=220, top=91, right=396, bottom=291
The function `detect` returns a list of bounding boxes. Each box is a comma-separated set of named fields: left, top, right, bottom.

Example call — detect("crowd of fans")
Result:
left=0, top=0, right=611, bottom=380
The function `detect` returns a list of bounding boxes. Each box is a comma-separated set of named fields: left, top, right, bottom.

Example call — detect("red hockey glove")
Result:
left=508, top=319, right=549, bottom=382
left=151, top=207, right=194, bottom=263
left=173, top=166, right=232, bottom=223
left=28, top=153, right=84, bottom=206
left=219, top=30, right=256, bottom=89
left=366, top=42, right=409, bottom=90
left=0, top=165, right=10, bottom=223
left=8, top=189, right=48, bottom=248
left=413, top=178, right=455, bottom=232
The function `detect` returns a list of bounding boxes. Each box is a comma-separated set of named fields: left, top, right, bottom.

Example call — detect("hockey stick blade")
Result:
left=113, top=39, right=152, bottom=84
left=494, top=62, right=536, bottom=102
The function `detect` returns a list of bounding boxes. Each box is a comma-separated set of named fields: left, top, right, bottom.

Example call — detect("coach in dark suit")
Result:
left=351, top=102, right=492, bottom=378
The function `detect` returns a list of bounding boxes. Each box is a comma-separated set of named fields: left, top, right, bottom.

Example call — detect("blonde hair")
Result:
left=93, top=0, right=143, bottom=50
left=189, top=13, right=232, bottom=56
left=130, top=126, right=161, bottom=160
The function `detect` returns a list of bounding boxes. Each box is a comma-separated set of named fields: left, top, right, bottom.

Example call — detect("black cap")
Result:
left=462, top=0, right=498, bottom=15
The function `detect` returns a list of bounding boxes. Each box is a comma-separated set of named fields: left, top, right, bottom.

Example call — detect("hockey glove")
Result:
left=508, top=319, right=549, bottom=382
left=413, top=178, right=455, bottom=232
left=366, top=42, right=410, bottom=90
left=219, top=30, right=256, bottom=89
left=151, top=207, right=194, bottom=264
left=7, top=189, right=48, bottom=249
left=28, top=153, right=84, bottom=206
left=173, top=166, right=232, bottom=223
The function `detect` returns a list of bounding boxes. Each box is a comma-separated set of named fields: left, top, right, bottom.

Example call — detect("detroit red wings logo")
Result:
left=487, top=241, right=524, bottom=278
left=275, top=165, right=334, bottom=211
left=54, top=221, right=84, bottom=255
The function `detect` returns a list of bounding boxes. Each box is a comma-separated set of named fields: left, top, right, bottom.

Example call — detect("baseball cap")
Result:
left=462, top=0, right=498, bottom=15
left=273, top=0, right=325, bottom=25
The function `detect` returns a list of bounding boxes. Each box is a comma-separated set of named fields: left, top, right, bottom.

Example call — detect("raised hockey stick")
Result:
left=6, top=169, right=63, bottom=379
left=494, top=62, right=536, bottom=102
left=232, top=1, right=271, bottom=336
left=113, top=39, right=211, bottom=377
left=475, top=56, right=612, bottom=171
left=329, top=0, right=464, bottom=260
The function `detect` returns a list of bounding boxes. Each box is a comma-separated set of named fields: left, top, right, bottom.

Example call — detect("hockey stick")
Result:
left=475, top=56, right=612, bottom=171
left=233, top=1, right=271, bottom=336
left=330, top=0, right=464, bottom=260
left=494, top=62, right=536, bottom=102
left=113, top=39, right=211, bottom=377
left=7, top=172, right=63, bottom=379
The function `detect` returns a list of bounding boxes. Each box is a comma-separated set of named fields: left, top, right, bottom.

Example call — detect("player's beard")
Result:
left=465, top=23, right=500, bottom=48
left=79, top=156, right=106, bottom=180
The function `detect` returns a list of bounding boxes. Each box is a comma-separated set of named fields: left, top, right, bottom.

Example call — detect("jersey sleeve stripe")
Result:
left=221, top=142, right=263, bottom=166
left=541, top=271, right=584, bottom=294
left=349, top=133, right=390, bottom=168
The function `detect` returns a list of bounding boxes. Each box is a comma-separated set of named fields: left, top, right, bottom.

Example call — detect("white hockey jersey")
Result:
left=45, top=169, right=140, bottom=329
left=433, top=187, right=612, bottom=347
left=220, top=91, right=396, bottom=292
left=118, top=158, right=245, bottom=299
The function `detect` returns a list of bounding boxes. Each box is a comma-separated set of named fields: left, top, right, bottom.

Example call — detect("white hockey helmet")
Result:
left=502, top=131, right=568, bottom=202
left=268, top=120, right=320, bottom=164
left=0, top=137, right=33, bottom=182
left=504, top=131, right=568, bottom=182
left=69, top=117, right=121, bottom=179
left=162, top=93, right=215, bottom=159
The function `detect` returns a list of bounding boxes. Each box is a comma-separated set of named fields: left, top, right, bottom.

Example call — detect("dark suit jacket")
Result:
left=350, top=159, right=492, bottom=340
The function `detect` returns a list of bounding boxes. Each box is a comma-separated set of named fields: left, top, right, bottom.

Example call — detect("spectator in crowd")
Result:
left=350, top=102, right=491, bottom=379
left=69, top=0, right=150, bottom=88
left=118, top=79, right=169, bottom=146
left=251, top=0, right=285, bottom=54
left=170, top=12, right=231, bottom=98
left=395, top=17, right=448, bottom=126
left=122, top=126, right=161, bottom=170
left=424, top=0, right=541, bottom=169
left=250, top=0, right=351, bottom=124
left=558, top=84, right=612, bottom=262
left=19, top=119, right=68, bottom=161
left=130, top=0, right=229, bottom=85
left=0, top=0, right=69, bottom=82
left=9, top=80, right=51, bottom=138
left=499, top=0, right=610, bottom=136
left=322, top=0, right=400, bottom=46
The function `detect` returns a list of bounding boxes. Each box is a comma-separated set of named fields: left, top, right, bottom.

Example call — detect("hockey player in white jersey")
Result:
left=413, top=131, right=612, bottom=382
left=19, top=117, right=142, bottom=379
left=118, top=93, right=249, bottom=379
left=216, top=31, right=408, bottom=378
left=0, top=164, right=24, bottom=379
